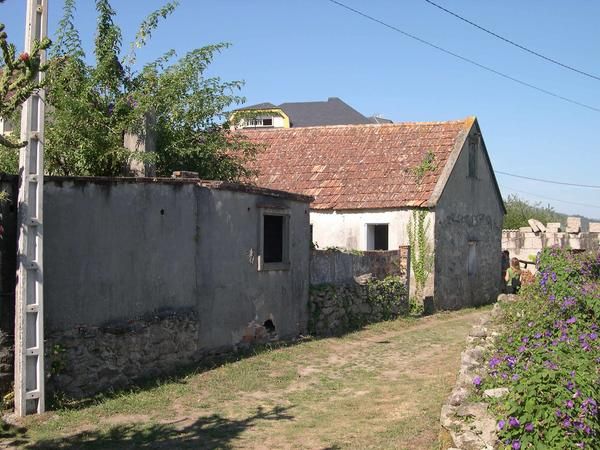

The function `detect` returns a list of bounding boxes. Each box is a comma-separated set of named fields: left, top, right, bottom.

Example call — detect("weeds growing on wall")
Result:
left=407, top=209, right=433, bottom=300
left=475, top=248, right=599, bottom=449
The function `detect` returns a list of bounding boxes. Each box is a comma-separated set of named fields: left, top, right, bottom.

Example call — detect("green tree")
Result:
left=1, top=0, right=257, bottom=179
left=502, top=194, right=565, bottom=229
left=0, top=19, right=51, bottom=151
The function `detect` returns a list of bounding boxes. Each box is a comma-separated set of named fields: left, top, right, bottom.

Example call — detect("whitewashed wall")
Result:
left=310, top=209, right=435, bottom=296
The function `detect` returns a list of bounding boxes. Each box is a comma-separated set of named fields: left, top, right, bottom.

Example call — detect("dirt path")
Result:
left=6, top=308, right=488, bottom=450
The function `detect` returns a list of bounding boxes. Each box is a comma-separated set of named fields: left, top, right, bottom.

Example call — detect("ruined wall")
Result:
left=502, top=221, right=600, bottom=269
left=1, top=177, right=312, bottom=399
left=308, top=247, right=410, bottom=335
left=434, top=124, right=504, bottom=310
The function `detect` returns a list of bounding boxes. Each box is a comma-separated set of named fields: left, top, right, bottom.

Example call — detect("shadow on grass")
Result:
left=20, top=405, right=293, bottom=449
left=1, top=417, right=29, bottom=448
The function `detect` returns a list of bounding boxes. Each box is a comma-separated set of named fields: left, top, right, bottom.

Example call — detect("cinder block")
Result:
left=519, top=226, right=532, bottom=233
left=589, top=222, right=600, bottom=233
left=527, top=219, right=540, bottom=232
left=531, top=219, right=546, bottom=233
left=568, top=236, right=582, bottom=250
left=546, top=222, right=561, bottom=232
left=567, top=217, right=581, bottom=233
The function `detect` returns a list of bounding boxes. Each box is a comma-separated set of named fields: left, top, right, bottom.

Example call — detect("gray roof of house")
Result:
left=237, top=102, right=278, bottom=111
left=278, top=97, right=373, bottom=127
left=236, top=98, right=394, bottom=127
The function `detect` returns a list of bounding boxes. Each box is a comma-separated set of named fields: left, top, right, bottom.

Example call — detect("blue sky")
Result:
left=3, top=0, right=600, bottom=218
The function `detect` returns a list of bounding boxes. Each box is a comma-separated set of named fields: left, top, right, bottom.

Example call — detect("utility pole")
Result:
left=14, top=0, right=48, bottom=416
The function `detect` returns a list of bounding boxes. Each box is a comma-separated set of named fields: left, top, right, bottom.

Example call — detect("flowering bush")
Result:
left=478, top=247, right=599, bottom=449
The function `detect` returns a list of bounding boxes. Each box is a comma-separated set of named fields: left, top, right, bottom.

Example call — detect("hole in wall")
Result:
left=263, top=319, right=276, bottom=334
left=160, top=209, right=165, bottom=215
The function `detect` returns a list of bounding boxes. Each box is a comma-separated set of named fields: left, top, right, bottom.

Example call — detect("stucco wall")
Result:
left=434, top=126, right=504, bottom=310
left=42, top=179, right=311, bottom=347
left=310, top=209, right=434, bottom=295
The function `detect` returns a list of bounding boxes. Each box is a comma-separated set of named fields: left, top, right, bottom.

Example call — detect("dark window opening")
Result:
left=468, top=137, right=478, bottom=178
left=368, top=224, right=389, bottom=250
left=310, top=224, right=313, bottom=242
left=374, top=225, right=388, bottom=250
left=263, top=215, right=284, bottom=263
left=262, top=118, right=273, bottom=126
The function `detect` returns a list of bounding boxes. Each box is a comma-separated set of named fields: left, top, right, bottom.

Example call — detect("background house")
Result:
left=231, top=97, right=391, bottom=129
left=243, top=117, right=505, bottom=310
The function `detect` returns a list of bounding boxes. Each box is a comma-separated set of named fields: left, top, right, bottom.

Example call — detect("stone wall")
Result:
left=308, top=248, right=409, bottom=335
left=440, top=297, right=507, bottom=449
left=45, top=309, right=202, bottom=398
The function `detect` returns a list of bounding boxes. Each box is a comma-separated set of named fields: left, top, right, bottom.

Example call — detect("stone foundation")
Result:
left=45, top=308, right=203, bottom=399
left=308, top=277, right=408, bottom=336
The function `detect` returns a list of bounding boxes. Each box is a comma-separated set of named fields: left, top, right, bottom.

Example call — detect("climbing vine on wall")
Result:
left=407, top=151, right=436, bottom=299
left=407, top=209, right=433, bottom=298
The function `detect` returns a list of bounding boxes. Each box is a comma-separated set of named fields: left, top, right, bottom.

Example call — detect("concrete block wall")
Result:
left=503, top=217, right=600, bottom=267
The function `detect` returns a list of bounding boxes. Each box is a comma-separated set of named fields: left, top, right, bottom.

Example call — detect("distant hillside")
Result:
left=503, top=195, right=597, bottom=230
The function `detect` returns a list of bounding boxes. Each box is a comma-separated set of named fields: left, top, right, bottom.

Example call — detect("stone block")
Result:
left=527, top=219, right=540, bottom=232
left=519, top=226, right=532, bottom=232
left=546, top=222, right=561, bottom=232
left=567, top=216, right=581, bottom=233
left=589, top=222, right=600, bottom=233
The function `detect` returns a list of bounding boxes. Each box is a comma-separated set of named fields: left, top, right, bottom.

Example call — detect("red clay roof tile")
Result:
left=243, top=118, right=474, bottom=210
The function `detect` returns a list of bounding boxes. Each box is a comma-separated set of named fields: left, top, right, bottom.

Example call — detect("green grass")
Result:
left=2, top=307, right=490, bottom=449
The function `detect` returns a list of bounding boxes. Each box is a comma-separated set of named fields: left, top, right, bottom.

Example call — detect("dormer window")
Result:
left=247, top=117, right=274, bottom=127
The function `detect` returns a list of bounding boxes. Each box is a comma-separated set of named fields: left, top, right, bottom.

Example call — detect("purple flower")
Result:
left=556, top=409, right=564, bottom=418
left=473, top=376, right=482, bottom=387
left=521, top=336, right=529, bottom=343
left=527, top=321, right=534, bottom=327
left=518, top=345, right=527, bottom=353
left=524, top=422, right=534, bottom=432
left=508, top=416, right=520, bottom=428
left=498, top=419, right=506, bottom=430
left=562, top=417, right=572, bottom=427
left=512, top=374, right=520, bottom=381
left=512, top=440, right=521, bottom=450
left=566, top=316, right=577, bottom=325
left=489, top=357, right=501, bottom=368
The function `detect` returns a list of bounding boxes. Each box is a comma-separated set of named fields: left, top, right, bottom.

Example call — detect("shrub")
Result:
left=478, top=248, right=599, bottom=449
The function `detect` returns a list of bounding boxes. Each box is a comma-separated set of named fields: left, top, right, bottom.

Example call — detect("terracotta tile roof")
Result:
left=244, top=117, right=474, bottom=210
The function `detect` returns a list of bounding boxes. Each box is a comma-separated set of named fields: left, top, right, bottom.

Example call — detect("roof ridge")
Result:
left=241, top=116, right=476, bottom=132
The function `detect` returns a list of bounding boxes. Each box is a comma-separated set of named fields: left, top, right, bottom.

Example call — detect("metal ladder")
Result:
left=14, top=0, right=48, bottom=416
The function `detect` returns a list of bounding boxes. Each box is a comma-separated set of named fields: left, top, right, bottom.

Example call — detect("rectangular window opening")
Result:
left=468, top=136, right=478, bottom=178
left=367, top=224, right=389, bottom=250
left=259, top=209, right=290, bottom=270
left=264, top=215, right=284, bottom=263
